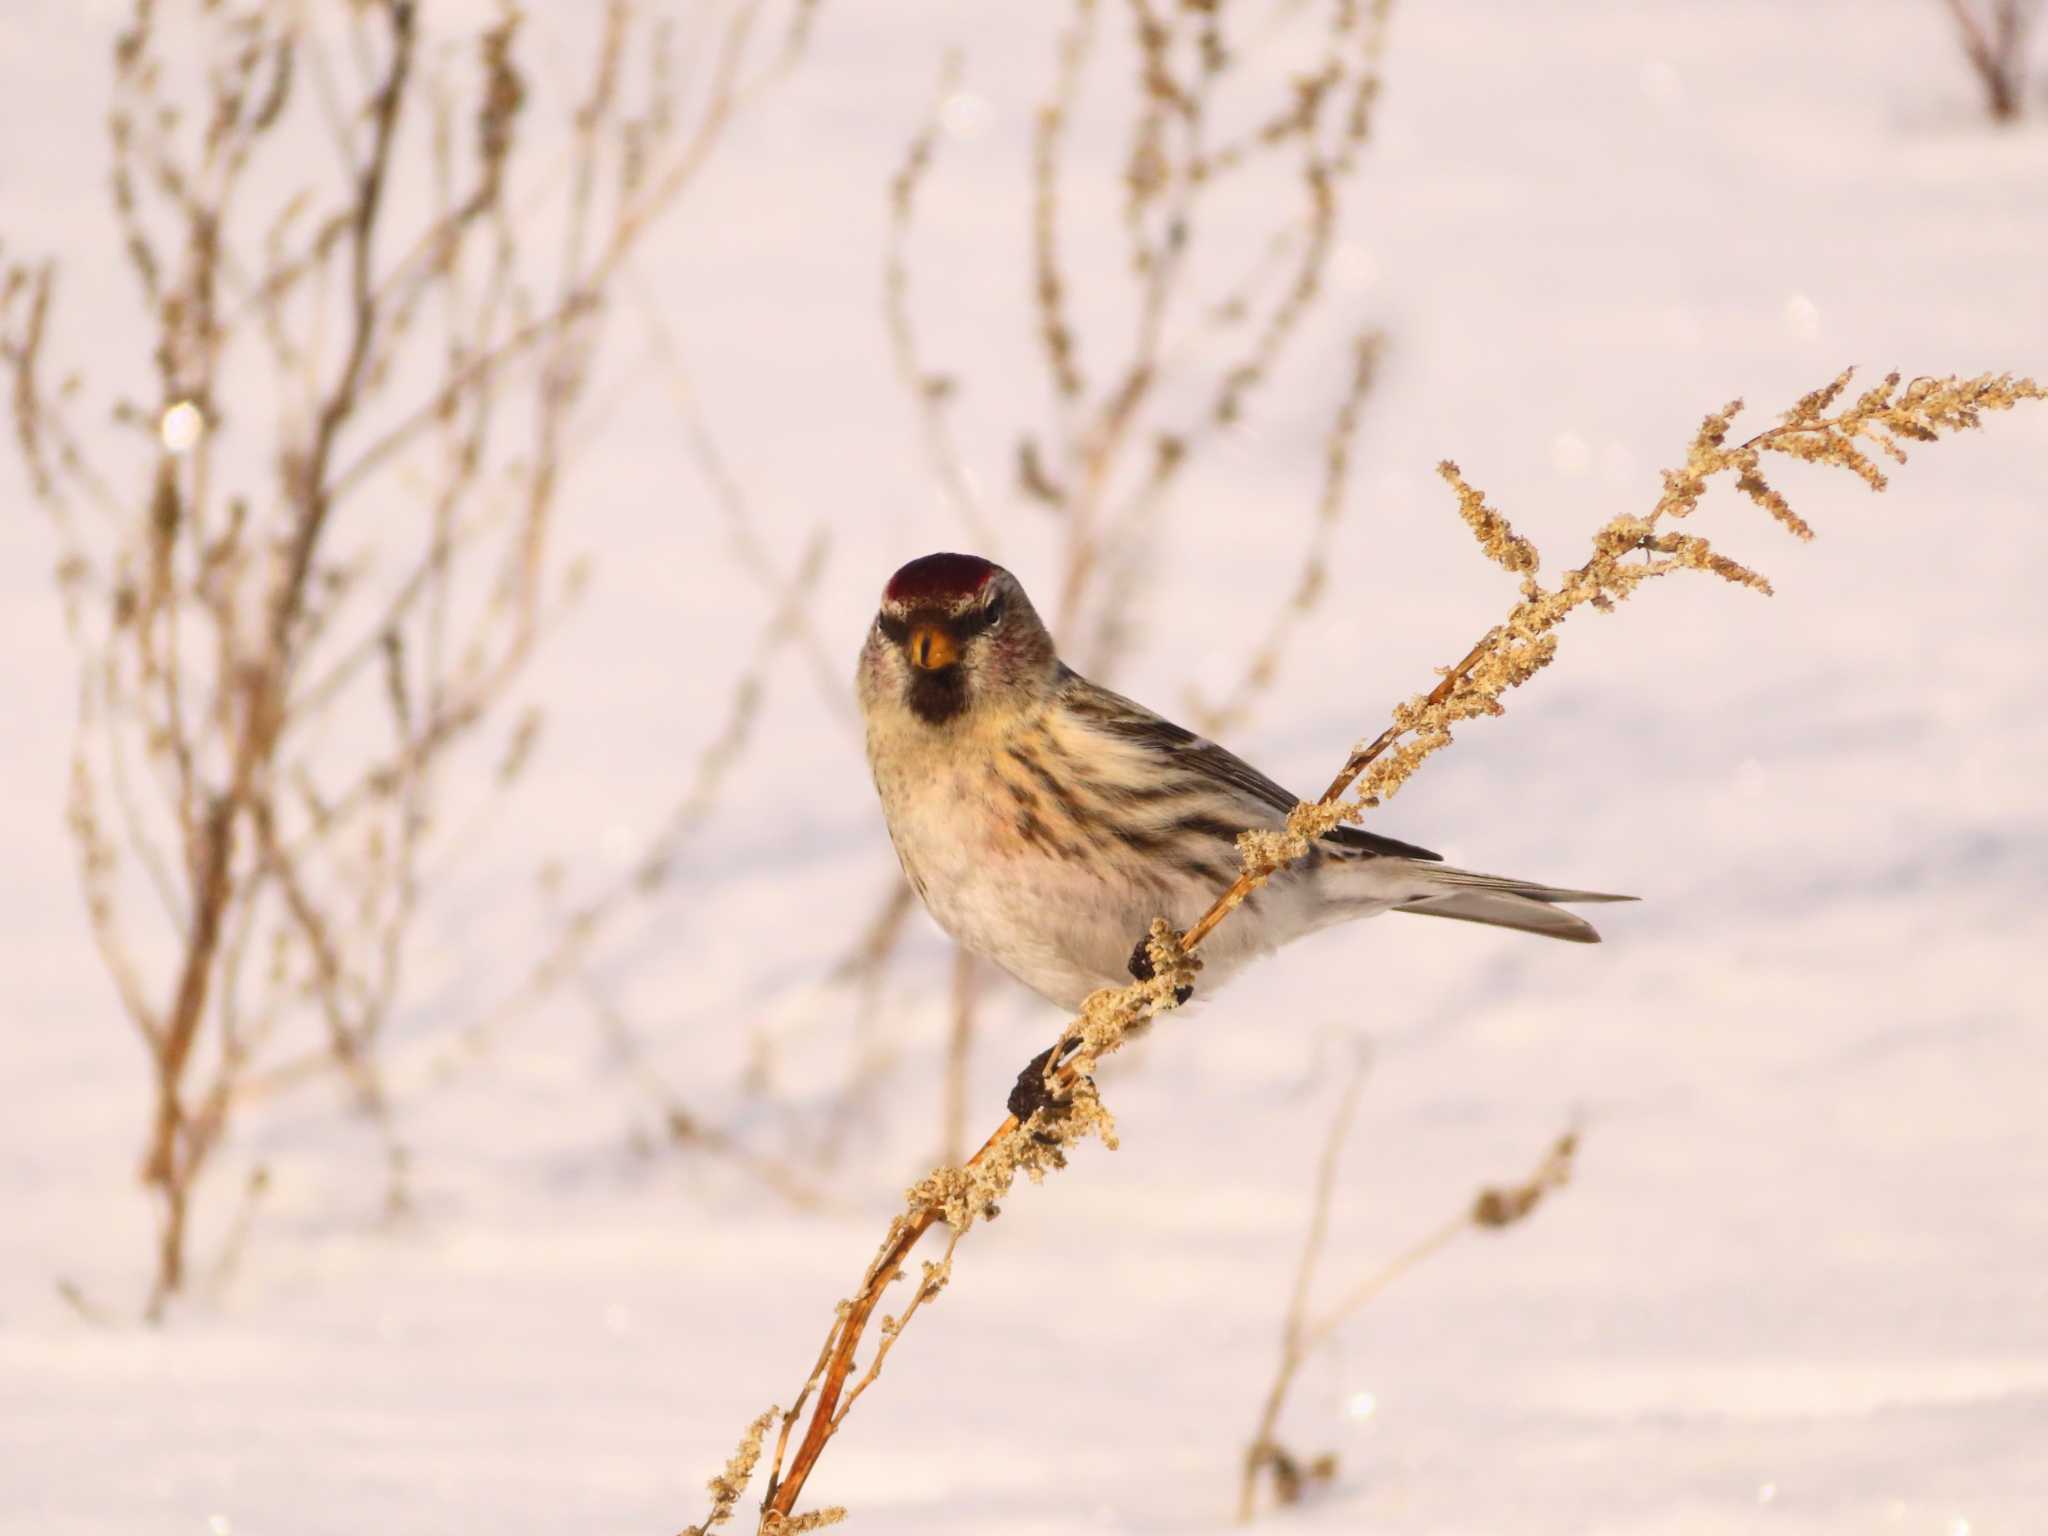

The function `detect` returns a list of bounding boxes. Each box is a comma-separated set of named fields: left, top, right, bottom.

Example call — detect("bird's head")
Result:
left=857, top=553, right=1057, bottom=728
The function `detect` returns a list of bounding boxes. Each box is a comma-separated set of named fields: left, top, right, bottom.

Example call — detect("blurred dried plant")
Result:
left=1238, top=1049, right=1576, bottom=1520
left=1940, top=0, right=2041, bottom=121
left=455, top=525, right=835, bottom=1206
left=673, top=366, right=2041, bottom=1531
left=413, top=282, right=844, bottom=1190
left=500, top=281, right=851, bottom=1182
left=873, top=0, right=1395, bottom=1158
left=1, top=0, right=818, bottom=1316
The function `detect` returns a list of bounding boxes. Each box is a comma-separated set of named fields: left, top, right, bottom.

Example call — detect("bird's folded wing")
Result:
left=1064, top=673, right=1443, bottom=862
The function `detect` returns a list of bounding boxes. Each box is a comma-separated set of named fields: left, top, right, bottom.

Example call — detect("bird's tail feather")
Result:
left=1390, top=866, right=1637, bottom=945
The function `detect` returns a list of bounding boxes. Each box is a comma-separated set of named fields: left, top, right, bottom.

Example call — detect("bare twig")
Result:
left=1237, top=1046, right=1369, bottom=1519
left=940, top=947, right=981, bottom=1166
left=885, top=50, right=994, bottom=549
left=2, top=0, right=821, bottom=1309
left=1940, top=0, right=2042, bottom=121
left=626, top=260, right=852, bottom=721
left=1239, top=1106, right=1578, bottom=1521
left=1190, top=329, right=1383, bottom=736
left=576, top=970, right=829, bottom=1212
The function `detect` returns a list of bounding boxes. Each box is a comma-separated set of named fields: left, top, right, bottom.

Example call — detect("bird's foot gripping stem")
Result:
left=1008, top=1038, right=1086, bottom=1136
left=1126, top=929, right=1195, bottom=1006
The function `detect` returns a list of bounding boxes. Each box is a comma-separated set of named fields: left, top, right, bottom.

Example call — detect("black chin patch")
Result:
left=906, top=665, right=968, bottom=725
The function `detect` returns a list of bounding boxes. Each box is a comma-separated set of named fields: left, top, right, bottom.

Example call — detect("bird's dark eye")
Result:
left=877, top=612, right=909, bottom=644
left=960, top=596, right=1004, bottom=637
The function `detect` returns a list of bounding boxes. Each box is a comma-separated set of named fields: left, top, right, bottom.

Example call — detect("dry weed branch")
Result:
left=1239, top=1103, right=1577, bottom=1521
left=2, top=0, right=818, bottom=1312
left=630, top=262, right=852, bottom=718
left=1190, top=330, right=1382, bottom=735
left=940, top=948, right=984, bottom=1166
left=434, top=529, right=829, bottom=1074
left=578, top=970, right=828, bottom=1212
left=671, top=366, right=2040, bottom=1531
left=885, top=50, right=991, bottom=549
left=1940, top=0, right=2042, bottom=121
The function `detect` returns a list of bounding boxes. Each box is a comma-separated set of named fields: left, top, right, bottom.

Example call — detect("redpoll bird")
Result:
left=857, top=552, right=1634, bottom=1013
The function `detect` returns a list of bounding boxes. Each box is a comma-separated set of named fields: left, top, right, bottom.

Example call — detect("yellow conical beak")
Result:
left=907, top=622, right=959, bottom=670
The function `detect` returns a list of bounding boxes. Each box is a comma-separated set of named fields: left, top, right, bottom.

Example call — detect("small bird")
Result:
left=857, top=552, right=1634, bottom=1012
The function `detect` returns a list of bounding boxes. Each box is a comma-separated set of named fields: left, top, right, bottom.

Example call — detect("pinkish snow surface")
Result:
left=2, top=2, right=2045, bottom=1533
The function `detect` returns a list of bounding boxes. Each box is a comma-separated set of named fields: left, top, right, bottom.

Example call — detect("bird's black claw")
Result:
left=1008, top=1044, right=1063, bottom=1125
left=1128, top=933, right=1193, bottom=1004
left=1009, top=1040, right=1093, bottom=1145
left=1127, top=936, right=1156, bottom=981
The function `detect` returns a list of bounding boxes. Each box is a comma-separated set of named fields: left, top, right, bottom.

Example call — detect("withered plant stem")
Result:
left=4, top=0, right=820, bottom=1314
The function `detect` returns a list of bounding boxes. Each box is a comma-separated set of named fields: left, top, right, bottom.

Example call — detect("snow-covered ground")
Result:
left=4, top=2, right=2046, bottom=1533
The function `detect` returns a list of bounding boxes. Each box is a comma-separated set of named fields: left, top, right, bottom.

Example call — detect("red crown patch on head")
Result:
left=884, top=552, right=996, bottom=606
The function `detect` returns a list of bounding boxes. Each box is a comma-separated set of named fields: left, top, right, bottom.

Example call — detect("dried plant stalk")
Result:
left=667, top=366, right=2040, bottom=1533
left=940, top=948, right=982, bottom=1166
left=1237, top=1047, right=1369, bottom=1518
left=2, top=0, right=816, bottom=1313
left=1238, top=1079, right=1577, bottom=1521
left=1026, top=0, right=1397, bottom=673
left=1940, top=0, right=2042, bottom=121
left=885, top=48, right=991, bottom=550
left=1190, top=331, right=1383, bottom=736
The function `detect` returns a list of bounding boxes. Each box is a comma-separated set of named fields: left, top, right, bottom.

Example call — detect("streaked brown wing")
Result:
left=1061, top=672, right=1443, bottom=862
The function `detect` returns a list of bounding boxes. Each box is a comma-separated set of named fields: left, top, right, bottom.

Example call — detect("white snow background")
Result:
left=3, top=1, right=2046, bottom=1533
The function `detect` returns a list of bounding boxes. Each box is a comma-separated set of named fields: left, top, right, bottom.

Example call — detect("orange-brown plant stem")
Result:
left=759, top=1144, right=977, bottom=1514
left=1180, top=631, right=1497, bottom=952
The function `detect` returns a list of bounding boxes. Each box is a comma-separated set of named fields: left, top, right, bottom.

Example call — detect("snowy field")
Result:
left=3, top=1, right=2046, bottom=1533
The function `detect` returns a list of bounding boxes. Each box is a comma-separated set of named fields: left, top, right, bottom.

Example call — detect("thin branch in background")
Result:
left=960, top=0, right=1395, bottom=670
left=666, top=368, right=2041, bottom=1532
left=627, top=259, right=854, bottom=720
left=410, top=2, right=857, bottom=1156
left=204, top=1165, right=274, bottom=1303
left=808, top=878, right=921, bottom=1167
left=1055, top=0, right=1396, bottom=678
left=1238, top=1075, right=1577, bottom=1521
left=596, top=0, right=821, bottom=272
left=1189, top=329, right=1383, bottom=737
left=1032, top=0, right=1099, bottom=424
left=885, top=49, right=995, bottom=550
left=435, top=530, right=830, bottom=1082
left=55, top=1278, right=118, bottom=1329
left=1940, top=0, right=2043, bottom=121
left=939, top=947, right=982, bottom=1166
left=1234, top=1045, right=1368, bottom=1517
left=574, top=969, right=829, bottom=1212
